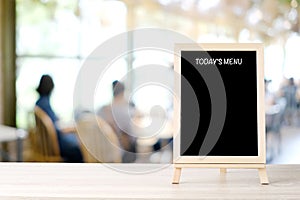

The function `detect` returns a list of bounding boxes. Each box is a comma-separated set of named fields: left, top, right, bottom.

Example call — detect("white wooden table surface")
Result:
left=0, top=163, right=299, bottom=199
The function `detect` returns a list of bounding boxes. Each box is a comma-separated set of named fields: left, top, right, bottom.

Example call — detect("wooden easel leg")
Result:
left=220, top=168, right=227, bottom=174
left=172, top=167, right=182, bottom=184
left=258, top=168, right=269, bottom=185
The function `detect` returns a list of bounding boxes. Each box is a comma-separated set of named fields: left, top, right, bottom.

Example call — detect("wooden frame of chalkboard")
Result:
left=172, top=43, right=268, bottom=185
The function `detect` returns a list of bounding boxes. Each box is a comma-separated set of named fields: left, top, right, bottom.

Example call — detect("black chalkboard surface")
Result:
left=180, top=50, right=258, bottom=156
left=172, top=44, right=268, bottom=184
left=173, top=43, right=266, bottom=165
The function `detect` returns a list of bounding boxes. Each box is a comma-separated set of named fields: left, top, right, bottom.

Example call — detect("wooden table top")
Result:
left=0, top=125, right=27, bottom=142
left=0, top=163, right=299, bottom=199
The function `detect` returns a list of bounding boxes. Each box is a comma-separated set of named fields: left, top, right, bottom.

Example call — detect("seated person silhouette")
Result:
left=98, top=80, right=137, bottom=163
left=35, top=74, right=83, bottom=162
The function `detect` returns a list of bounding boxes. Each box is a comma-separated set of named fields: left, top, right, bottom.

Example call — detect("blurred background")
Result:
left=1, top=0, right=300, bottom=164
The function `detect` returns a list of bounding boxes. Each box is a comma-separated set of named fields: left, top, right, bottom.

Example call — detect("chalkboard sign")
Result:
left=173, top=44, right=267, bottom=182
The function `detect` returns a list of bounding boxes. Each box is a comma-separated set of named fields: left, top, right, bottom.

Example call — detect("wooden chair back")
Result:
left=32, top=106, right=62, bottom=162
left=76, top=114, right=122, bottom=163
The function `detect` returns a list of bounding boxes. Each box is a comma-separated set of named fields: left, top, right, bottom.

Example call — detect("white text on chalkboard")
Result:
left=195, top=58, right=243, bottom=66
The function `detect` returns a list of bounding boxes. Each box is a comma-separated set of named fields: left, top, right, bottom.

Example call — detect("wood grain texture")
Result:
left=0, top=164, right=298, bottom=199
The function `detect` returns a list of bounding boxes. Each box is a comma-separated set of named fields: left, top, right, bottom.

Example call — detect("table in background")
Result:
left=0, top=125, right=27, bottom=161
left=0, top=163, right=299, bottom=199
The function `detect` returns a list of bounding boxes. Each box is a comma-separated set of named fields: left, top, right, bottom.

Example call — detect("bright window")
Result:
left=16, top=0, right=127, bottom=128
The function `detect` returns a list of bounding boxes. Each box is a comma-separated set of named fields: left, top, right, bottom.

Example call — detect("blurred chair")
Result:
left=266, top=98, right=286, bottom=163
left=31, top=106, right=62, bottom=162
left=76, top=114, right=122, bottom=163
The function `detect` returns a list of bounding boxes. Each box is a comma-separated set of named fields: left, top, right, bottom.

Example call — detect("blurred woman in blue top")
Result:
left=36, top=74, right=83, bottom=162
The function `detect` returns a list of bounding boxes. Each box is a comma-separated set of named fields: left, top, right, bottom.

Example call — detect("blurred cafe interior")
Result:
left=1, top=0, right=300, bottom=164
